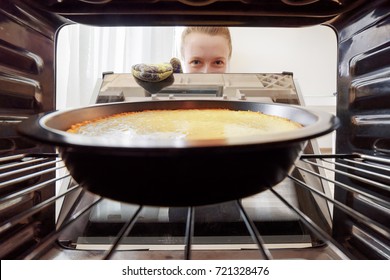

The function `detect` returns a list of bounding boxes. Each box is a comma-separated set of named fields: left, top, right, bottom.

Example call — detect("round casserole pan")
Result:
left=17, top=100, right=339, bottom=206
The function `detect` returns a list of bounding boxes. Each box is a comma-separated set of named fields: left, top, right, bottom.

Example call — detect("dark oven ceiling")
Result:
left=26, top=0, right=369, bottom=27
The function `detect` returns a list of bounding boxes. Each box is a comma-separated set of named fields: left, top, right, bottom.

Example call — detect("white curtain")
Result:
left=56, top=25, right=178, bottom=109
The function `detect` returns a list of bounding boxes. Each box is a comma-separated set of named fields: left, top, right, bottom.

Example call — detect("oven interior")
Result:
left=0, top=0, right=389, bottom=260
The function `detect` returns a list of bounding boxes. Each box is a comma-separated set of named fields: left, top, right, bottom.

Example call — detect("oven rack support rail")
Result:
left=0, top=153, right=389, bottom=260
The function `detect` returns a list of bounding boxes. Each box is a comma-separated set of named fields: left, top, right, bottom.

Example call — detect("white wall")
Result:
left=228, top=26, right=338, bottom=152
left=229, top=26, right=337, bottom=102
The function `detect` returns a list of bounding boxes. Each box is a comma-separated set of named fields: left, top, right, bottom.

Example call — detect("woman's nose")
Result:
left=203, top=64, right=211, bottom=73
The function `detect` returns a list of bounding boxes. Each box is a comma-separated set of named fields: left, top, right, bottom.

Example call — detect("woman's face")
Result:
left=182, top=32, right=230, bottom=73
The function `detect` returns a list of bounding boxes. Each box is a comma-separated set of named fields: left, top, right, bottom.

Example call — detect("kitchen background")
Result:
left=56, top=25, right=337, bottom=152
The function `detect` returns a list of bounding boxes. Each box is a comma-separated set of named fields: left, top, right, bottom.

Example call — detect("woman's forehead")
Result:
left=184, top=33, right=230, bottom=58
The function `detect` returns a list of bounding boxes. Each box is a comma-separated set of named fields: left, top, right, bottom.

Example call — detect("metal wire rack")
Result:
left=0, top=152, right=389, bottom=260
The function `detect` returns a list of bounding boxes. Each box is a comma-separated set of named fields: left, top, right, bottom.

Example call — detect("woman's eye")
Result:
left=190, top=60, right=201, bottom=65
left=214, top=60, right=224, bottom=66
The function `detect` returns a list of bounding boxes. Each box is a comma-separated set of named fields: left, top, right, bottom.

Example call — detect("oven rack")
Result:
left=0, top=152, right=389, bottom=260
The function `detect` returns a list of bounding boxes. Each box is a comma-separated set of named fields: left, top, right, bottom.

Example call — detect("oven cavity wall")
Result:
left=329, top=0, right=390, bottom=259
left=0, top=0, right=68, bottom=258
